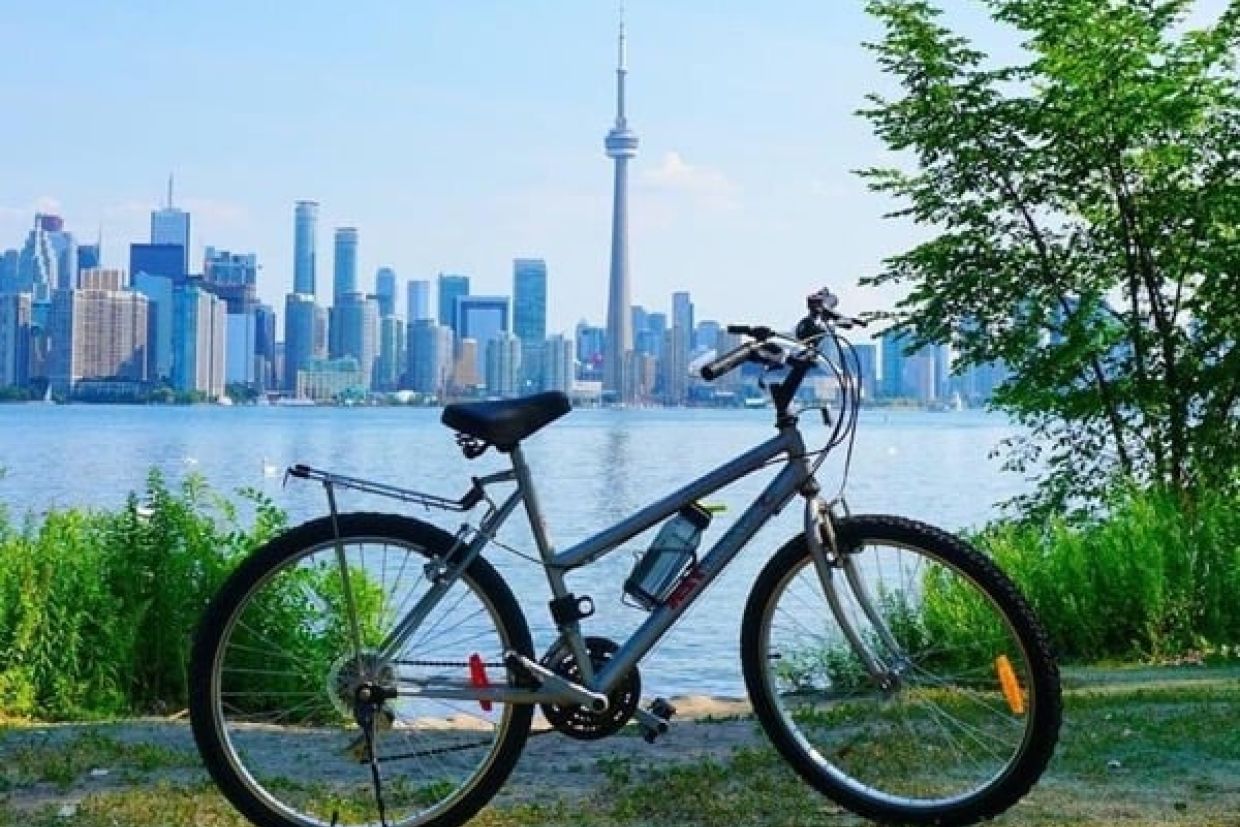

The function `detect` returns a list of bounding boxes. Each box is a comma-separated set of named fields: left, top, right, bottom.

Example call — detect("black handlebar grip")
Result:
left=701, top=342, right=755, bottom=381
left=726, top=324, right=750, bottom=335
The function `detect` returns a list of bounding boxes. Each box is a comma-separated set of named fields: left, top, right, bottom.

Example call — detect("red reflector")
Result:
left=468, top=653, right=493, bottom=711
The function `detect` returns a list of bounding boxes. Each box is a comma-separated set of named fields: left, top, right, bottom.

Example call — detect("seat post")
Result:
left=508, top=443, right=560, bottom=573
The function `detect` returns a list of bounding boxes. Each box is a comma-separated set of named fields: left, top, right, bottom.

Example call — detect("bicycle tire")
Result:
left=741, top=514, right=1060, bottom=826
left=189, top=512, right=534, bottom=827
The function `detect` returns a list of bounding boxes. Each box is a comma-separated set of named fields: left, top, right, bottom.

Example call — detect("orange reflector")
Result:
left=468, top=653, right=493, bottom=712
left=995, top=655, right=1026, bottom=715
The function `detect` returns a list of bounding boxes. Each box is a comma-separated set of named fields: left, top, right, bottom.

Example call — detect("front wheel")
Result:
left=189, top=512, right=534, bottom=827
left=741, top=515, right=1060, bottom=826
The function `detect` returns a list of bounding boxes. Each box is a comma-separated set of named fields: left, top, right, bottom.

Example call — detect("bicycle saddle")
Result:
left=441, top=391, right=572, bottom=451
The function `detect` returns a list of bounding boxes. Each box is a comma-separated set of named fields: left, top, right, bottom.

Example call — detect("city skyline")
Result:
left=0, top=2, right=1037, bottom=333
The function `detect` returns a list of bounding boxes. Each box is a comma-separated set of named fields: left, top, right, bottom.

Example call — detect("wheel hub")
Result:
left=327, top=650, right=397, bottom=717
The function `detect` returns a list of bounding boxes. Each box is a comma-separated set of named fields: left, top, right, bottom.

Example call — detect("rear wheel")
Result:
left=189, top=513, right=534, bottom=827
left=741, top=515, right=1060, bottom=826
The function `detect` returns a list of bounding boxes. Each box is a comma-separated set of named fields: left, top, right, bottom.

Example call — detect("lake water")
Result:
left=0, top=404, right=1024, bottom=698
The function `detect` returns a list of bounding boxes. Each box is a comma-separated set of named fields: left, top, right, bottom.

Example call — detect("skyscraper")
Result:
left=151, top=176, right=190, bottom=275
left=438, top=273, right=469, bottom=332
left=456, top=296, right=509, bottom=379
left=293, top=201, right=318, bottom=296
left=0, top=293, right=32, bottom=388
left=331, top=292, right=379, bottom=390
left=408, top=319, right=453, bottom=396
left=333, top=228, right=358, bottom=303
left=130, top=244, right=187, bottom=284
left=48, top=284, right=149, bottom=396
left=880, top=328, right=909, bottom=399
left=284, top=293, right=322, bottom=393
left=173, top=283, right=226, bottom=398
left=485, top=332, right=522, bottom=398
left=513, top=258, right=547, bottom=390
left=604, top=13, right=638, bottom=402
left=375, top=267, right=397, bottom=318
left=18, top=215, right=74, bottom=300
left=407, top=279, right=431, bottom=322
left=541, top=334, right=575, bottom=395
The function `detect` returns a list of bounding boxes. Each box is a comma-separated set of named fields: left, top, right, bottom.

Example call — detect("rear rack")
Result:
left=285, top=463, right=496, bottom=513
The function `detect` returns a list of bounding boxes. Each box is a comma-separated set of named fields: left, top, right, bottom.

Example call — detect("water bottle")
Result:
left=624, top=503, right=713, bottom=610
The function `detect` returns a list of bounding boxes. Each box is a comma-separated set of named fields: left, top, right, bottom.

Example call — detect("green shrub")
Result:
left=0, top=471, right=287, bottom=719
left=973, top=487, right=1240, bottom=663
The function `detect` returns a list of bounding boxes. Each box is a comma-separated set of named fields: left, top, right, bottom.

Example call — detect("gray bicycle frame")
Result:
left=380, top=420, right=818, bottom=703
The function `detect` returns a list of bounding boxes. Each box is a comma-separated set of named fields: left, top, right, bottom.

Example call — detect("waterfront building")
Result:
left=879, top=328, right=909, bottom=398
left=226, top=311, right=257, bottom=386
left=296, top=357, right=363, bottom=402
left=661, top=324, right=690, bottom=404
left=0, top=293, right=32, bottom=388
left=902, top=353, right=937, bottom=403
left=293, top=201, right=318, bottom=296
left=603, top=15, right=638, bottom=402
left=332, top=228, right=359, bottom=303
left=283, top=293, right=323, bottom=393
left=438, top=273, right=469, bottom=332
left=456, top=295, right=509, bottom=378
left=330, top=291, right=379, bottom=390
left=636, top=311, right=665, bottom=360
left=408, top=319, right=453, bottom=396
left=575, top=321, right=606, bottom=381
left=541, top=333, right=575, bottom=394
left=173, top=283, right=226, bottom=398
left=151, top=176, right=190, bottom=274
left=513, top=258, right=547, bottom=391
left=130, top=243, right=186, bottom=284
left=48, top=284, right=149, bottom=396
left=0, top=250, right=19, bottom=294
left=376, top=315, right=405, bottom=391
left=453, top=338, right=479, bottom=392
left=407, top=279, right=431, bottom=322
left=132, top=272, right=175, bottom=380
left=485, top=332, right=522, bottom=398
left=254, top=303, right=277, bottom=390
left=375, top=267, right=397, bottom=318
left=852, top=342, right=878, bottom=399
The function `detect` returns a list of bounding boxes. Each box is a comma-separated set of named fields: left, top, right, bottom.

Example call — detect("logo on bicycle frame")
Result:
left=665, top=565, right=707, bottom=609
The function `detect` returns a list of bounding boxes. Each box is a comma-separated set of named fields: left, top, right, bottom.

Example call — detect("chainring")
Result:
left=539, top=636, right=640, bottom=740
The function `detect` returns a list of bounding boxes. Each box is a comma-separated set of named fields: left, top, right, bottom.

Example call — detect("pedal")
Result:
left=637, top=697, right=677, bottom=744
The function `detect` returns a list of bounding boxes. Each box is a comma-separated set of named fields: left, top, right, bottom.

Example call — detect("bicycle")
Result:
left=189, top=288, right=1061, bottom=827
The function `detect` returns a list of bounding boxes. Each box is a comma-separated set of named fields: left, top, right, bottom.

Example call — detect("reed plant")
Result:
left=0, top=471, right=287, bottom=719
left=973, top=486, right=1240, bottom=663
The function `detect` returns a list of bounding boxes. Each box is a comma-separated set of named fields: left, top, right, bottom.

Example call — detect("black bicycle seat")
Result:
left=441, top=392, right=572, bottom=451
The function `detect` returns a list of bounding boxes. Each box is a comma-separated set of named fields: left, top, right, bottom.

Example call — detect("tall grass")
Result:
left=0, top=471, right=287, bottom=719
left=974, top=486, right=1240, bottom=663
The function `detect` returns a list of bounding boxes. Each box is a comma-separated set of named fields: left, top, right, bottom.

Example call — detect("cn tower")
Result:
left=603, top=9, right=638, bottom=402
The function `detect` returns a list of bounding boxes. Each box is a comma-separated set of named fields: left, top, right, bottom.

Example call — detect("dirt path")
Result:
left=2, top=671, right=1237, bottom=825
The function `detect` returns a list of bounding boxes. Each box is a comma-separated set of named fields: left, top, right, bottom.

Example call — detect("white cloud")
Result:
left=639, top=151, right=741, bottom=211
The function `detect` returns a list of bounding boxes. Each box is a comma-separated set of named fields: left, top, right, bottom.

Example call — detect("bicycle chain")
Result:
left=370, top=658, right=555, bottom=765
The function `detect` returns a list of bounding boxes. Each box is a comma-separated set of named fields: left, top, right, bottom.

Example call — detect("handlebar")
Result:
left=700, top=342, right=757, bottom=381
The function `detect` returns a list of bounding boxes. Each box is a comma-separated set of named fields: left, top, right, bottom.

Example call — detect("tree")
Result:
left=859, top=0, right=1240, bottom=513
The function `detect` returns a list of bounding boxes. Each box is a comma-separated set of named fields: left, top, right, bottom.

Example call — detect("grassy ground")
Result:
left=0, top=666, right=1235, bottom=826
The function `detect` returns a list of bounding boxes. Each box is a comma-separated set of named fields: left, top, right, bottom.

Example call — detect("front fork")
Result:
left=802, top=496, right=908, bottom=692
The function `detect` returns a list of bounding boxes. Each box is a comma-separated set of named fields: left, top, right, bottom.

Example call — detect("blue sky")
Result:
left=0, top=1, right=1228, bottom=334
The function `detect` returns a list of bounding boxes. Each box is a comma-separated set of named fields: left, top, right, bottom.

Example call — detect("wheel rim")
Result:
left=758, top=539, right=1039, bottom=810
left=208, top=535, right=517, bottom=827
